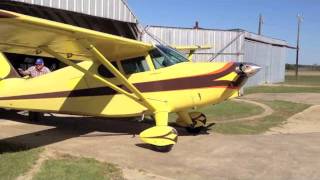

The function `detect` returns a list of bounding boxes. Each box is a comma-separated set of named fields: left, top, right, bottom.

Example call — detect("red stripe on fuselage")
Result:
left=0, top=63, right=239, bottom=100
left=133, top=62, right=236, bottom=92
left=206, top=62, right=235, bottom=75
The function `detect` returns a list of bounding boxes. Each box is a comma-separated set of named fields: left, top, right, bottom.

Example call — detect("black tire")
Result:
left=186, top=126, right=203, bottom=134
left=191, top=113, right=207, bottom=126
left=186, top=113, right=207, bottom=134
left=28, top=112, right=42, bottom=122
left=152, top=144, right=174, bottom=153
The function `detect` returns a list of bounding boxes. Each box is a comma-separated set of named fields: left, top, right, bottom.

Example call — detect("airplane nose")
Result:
left=237, top=63, right=262, bottom=77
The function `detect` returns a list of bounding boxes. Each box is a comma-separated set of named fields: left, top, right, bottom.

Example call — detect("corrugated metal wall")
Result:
left=142, top=26, right=287, bottom=87
left=9, top=0, right=137, bottom=23
left=244, top=40, right=286, bottom=86
left=2, top=1, right=287, bottom=87
left=142, top=26, right=244, bottom=63
left=1, top=0, right=140, bottom=38
left=244, top=33, right=287, bottom=86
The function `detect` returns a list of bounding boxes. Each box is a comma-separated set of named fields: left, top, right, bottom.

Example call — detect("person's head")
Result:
left=35, top=58, right=44, bottom=70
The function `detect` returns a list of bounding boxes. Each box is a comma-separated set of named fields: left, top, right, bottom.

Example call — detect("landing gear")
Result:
left=140, top=126, right=178, bottom=152
left=139, top=111, right=178, bottom=152
left=153, top=144, right=174, bottom=152
left=186, top=112, right=207, bottom=134
left=28, top=111, right=42, bottom=122
left=177, top=111, right=207, bottom=134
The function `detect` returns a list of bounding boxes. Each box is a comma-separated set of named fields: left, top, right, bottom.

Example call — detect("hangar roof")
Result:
left=0, top=0, right=140, bottom=39
left=7, top=0, right=138, bottom=23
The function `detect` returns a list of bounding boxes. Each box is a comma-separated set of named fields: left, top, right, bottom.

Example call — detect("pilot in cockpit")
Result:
left=18, top=58, right=51, bottom=78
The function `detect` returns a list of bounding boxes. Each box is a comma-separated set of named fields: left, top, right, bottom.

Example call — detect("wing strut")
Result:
left=80, top=41, right=157, bottom=112
left=40, top=46, right=156, bottom=112
left=40, top=46, right=140, bottom=102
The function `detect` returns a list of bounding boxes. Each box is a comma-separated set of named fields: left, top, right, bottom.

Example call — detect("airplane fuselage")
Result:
left=0, top=60, right=247, bottom=118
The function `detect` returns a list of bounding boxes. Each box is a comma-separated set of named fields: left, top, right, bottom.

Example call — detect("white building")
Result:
left=142, top=26, right=289, bottom=86
left=1, top=0, right=289, bottom=86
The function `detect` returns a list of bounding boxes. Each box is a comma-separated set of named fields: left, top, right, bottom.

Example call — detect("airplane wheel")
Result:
left=153, top=144, right=174, bottom=152
left=186, top=112, right=207, bottom=134
left=28, top=111, right=42, bottom=122
left=186, top=126, right=203, bottom=134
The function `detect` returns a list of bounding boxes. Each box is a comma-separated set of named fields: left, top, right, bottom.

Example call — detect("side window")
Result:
left=150, top=49, right=167, bottom=69
left=98, top=62, right=118, bottom=78
left=149, top=48, right=174, bottom=69
left=4, top=53, right=66, bottom=72
left=121, top=57, right=149, bottom=74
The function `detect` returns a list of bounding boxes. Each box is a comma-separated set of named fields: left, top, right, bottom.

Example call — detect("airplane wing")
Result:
left=0, top=10, right=157, bottom=111
left=0, top=10, right=153, bottom=61
left=173, top=45, right=212, bottom=51
left=172, top=45, right=212, bottom=61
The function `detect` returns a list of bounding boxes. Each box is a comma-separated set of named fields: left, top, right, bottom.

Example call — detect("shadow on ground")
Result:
left=0, top=109, right=214, bottom=153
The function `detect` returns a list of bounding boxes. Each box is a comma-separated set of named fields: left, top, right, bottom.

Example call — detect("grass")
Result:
left=285, top=75, right=320, bottom=86
left=169, top=100, right=264, bottom=122
left=286, top=70, right=320, bottom=76
left=33, top=155, right=124, bottom=180
left=198, top=100, right=264, bottom=122
left=0, top=142, right=42, bottom=180
left=0, top=142, right=124, bottom=180
left=211, top=100, right=310, bottom=134
left=244, top=73, right=320, bottom=94
left=244, top=86, right=320, bottom=94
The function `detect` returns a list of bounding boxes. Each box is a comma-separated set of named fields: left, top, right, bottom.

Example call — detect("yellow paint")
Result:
left=0, top=52, right=11, bottom=79
left=140, top=126, right=177, bottom=146
left=86, top=44, right=156, bottom=111
left=173, top=45, right=212, bottom=61
left=173, top=45, right=212, bottom=51
left=145, top=54, right=155, bottom=71
left=0, top=10, right=251, bottom=149
left=0, top=61, right=239, bottom=117
left=0, top=10, right=153, bottom=62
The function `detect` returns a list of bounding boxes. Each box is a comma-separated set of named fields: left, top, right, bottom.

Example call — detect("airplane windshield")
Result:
left=150, top=45, right=188, bottom=69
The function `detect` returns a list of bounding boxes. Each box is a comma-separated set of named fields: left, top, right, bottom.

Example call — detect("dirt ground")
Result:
left=266, top=105, right=320, bottom=135
left=244, top=93, right=320, bottom=135
left=1, top=93, right=320, bottom=180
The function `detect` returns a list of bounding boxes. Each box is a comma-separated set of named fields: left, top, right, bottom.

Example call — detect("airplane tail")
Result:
left=0, top=52, right=20, bottom=80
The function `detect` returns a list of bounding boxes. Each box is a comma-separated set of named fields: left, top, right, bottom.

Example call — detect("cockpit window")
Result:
left=150, top=45, right=188, bottom=69
left=98, top=62, right=118, bottom=78
left=121, top=56, right=149, bottom=74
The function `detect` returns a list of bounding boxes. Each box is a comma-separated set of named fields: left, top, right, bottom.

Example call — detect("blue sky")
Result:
left=128, top=0, right=319, bottom=65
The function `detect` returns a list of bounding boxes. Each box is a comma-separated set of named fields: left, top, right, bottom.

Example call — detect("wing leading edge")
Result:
left=0, top=10, right=153, bottom=62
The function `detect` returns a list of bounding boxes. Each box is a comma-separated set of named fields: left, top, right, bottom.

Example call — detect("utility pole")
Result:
left=295, top=14, right=303, bottom=80
left=258, top=14, right=263, bottom=35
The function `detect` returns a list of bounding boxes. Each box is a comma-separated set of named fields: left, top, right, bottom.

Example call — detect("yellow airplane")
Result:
left=174, top=45, right=212, bottom=61
left=0, top=10, right=261, bottom=152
